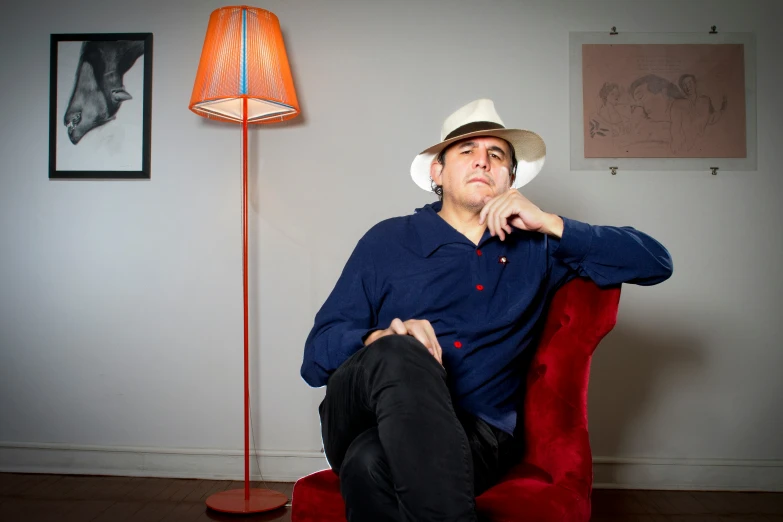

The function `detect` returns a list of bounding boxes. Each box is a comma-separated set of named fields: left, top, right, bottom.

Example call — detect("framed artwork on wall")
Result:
left=569, top=31, right=756, bottom=172
left=49, top=33, right=153, bottom=179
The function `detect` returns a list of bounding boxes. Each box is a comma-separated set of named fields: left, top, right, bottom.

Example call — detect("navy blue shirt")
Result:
left=301, top=201, right=673, bottom=434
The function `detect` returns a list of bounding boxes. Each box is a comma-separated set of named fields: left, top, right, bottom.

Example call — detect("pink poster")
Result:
left=582, top=44, right=746, bottom=158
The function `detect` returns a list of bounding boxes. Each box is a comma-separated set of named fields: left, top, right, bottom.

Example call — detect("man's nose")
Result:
left=474, top=150, right=490, bottom=169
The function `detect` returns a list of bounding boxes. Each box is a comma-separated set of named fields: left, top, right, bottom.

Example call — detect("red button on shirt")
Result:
left=476, top=284, right=484, bottom=291
left=454, top=341, right=462, bottom=349
left=476, top=249, right=483, bottom=256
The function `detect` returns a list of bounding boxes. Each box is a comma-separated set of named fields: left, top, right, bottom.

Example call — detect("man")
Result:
left=301, top=99, right=673, bottom=522
left=670, top=73, right=727, bottom=154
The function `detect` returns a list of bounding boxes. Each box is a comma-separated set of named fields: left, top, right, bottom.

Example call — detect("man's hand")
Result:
left=364, top=318, right=443, bottom=365
left=479, top=189, right=564, bottom=240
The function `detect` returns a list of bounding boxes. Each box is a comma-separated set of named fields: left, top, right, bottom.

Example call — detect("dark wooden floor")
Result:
left=0, top=473, right=781, bottom=521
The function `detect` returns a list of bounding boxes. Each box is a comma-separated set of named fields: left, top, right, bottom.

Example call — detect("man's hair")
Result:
left=629, top=74, right=686, bottom=101
left=431, top=137, right=517, bottom=201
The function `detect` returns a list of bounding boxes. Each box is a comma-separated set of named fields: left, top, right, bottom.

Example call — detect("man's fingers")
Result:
left=419, top=322, right=442, bottom=365
left=479, top=196, right=493, bottom=224
left=484, top=198, right=502, bottom=236
left=431, top=334, right=443, bottom=365
left=404, top=319, right=443, bottom=366
left=390, top=318, right=407, bottom=335
left=481, top=192, right=516, bottom=237
left=490, top=194, right=530, bottom=240
left=494, top=204, right=505, bottom=240
left=492, top=200, right=512, bottom=240
left=480, top=194, right=504, bottom=227
left=409, top=327, right=432, bottom=352
left=426, top=326, right=443, bottom=365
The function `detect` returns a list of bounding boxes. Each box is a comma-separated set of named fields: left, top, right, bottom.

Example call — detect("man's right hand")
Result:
left=364, top=318, right=443, bottom=365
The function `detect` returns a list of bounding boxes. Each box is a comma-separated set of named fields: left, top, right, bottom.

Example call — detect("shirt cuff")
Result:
left=551, top=216, right=593, bottom=263
left=331, top=328, right=371, bottom=366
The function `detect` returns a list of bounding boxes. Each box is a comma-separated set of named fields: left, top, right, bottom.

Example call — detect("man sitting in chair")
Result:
left=300, top=99, right=673, bottom=522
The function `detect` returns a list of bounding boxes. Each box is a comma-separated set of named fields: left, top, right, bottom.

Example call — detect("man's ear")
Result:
left=430, top=158, right=443, bottom=185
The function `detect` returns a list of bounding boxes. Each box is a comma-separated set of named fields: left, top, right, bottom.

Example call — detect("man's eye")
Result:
left=490, top=153, right=500, bottom=159
left=461, top=150, right=471, bottom=154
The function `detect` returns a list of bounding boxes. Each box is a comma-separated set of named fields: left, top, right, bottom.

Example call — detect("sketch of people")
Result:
left=628, top=74, right=684, bottom=121
left=594, top=74, right=684, bottom=152
left=589, top=82, right=633, bottom=139
left=582, top=43, right=744, bottom=159
left=669, top=74, right=728, bottom=153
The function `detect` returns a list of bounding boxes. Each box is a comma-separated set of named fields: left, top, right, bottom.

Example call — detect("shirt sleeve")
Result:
left=547, top=216, right=674, bottom=289
left=300, top=238, right=378, bottom=388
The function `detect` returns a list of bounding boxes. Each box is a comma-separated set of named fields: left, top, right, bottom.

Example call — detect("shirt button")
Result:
left=476, top=249, right=482, bottom=256
left=476, top=284, right=484, bottom=291
left=454, top=341, right=462, bottom=348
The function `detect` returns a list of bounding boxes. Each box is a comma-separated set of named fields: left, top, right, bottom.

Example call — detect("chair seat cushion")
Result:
left=292, top=462, right=586, bottom=522
left=291, top=469, right=344, bottom=522
left=476, top=478, right=588, bottom=522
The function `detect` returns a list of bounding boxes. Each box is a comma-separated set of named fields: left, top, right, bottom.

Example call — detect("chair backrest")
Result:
left=522, top=278, right=621, bottom=494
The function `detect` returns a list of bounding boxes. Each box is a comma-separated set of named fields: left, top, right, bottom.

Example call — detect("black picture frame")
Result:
left=49, top=33, right=153, bottom=179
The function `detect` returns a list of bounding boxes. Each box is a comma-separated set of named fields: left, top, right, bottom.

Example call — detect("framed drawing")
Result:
left=49, top=33, right=153, bottom=179
left=569, top=31, right=756, bottom=171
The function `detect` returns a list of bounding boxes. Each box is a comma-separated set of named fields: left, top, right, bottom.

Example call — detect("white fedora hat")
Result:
left=410, top=99, right=546, bottom=191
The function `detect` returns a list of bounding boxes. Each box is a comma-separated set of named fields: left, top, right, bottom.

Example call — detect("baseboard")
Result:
left=1, top=442, right=781, bottom=491
left=0, top=441, right=329, bottom=482
left=593, top=456, right=783, bottom=492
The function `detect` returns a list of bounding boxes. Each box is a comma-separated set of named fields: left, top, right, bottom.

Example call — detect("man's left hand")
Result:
left=479, top=189, right=564, bottom=240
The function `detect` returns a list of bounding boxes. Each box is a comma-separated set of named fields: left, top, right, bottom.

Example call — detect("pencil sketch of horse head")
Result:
left=63, top=40, right=144, bottom=144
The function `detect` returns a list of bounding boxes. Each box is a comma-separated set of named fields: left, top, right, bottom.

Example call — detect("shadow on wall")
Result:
left=587, top=321, right=704, bottom=461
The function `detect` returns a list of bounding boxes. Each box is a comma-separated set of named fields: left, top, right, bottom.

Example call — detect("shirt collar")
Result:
left=412, top=201, right=486, bottom=257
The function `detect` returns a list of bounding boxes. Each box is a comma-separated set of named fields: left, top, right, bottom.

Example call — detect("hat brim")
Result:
left=410, top=128, right=546, bottom=191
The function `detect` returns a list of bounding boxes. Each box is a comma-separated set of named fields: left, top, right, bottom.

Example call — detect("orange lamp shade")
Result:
left=189, top=6, right=300, bottom=124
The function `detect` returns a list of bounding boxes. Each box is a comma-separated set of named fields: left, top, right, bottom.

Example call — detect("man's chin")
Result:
left=462, top=195, right=490, bottom=211
left=445, top=187, right=499, bottom=211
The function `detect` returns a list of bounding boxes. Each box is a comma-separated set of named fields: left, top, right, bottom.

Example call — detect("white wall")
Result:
left=0, top=0, right=781, bottom=489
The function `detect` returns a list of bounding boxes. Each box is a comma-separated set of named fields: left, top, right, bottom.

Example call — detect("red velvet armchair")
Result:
left=292, top=277, right=621, bottom=522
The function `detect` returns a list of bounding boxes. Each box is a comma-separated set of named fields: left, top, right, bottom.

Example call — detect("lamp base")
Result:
left=205, top=488, right=287, bottom=514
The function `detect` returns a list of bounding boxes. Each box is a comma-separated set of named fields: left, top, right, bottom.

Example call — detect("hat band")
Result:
left=444, top=121, right=505, bottom=141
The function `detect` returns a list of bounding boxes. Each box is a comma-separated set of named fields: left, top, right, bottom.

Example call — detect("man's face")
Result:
left=632, top=84, right=647, bottom=102
left=682, top=77, right=696, bottom=96
left=430, top=136, right=515, bottom=211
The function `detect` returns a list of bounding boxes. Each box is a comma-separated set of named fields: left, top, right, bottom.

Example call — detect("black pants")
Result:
left=319, top=335, right=522, bottom=522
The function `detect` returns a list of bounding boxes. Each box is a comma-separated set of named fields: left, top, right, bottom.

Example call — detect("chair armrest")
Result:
left=521, top=278, right=620, bottom=496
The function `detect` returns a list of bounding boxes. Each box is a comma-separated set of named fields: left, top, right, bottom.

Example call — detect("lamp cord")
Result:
left=248, top=402, right=270, bottom=489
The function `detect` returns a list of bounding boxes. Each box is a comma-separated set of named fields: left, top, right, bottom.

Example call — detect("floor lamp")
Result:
left=189, top=5, right=300, bottom=514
